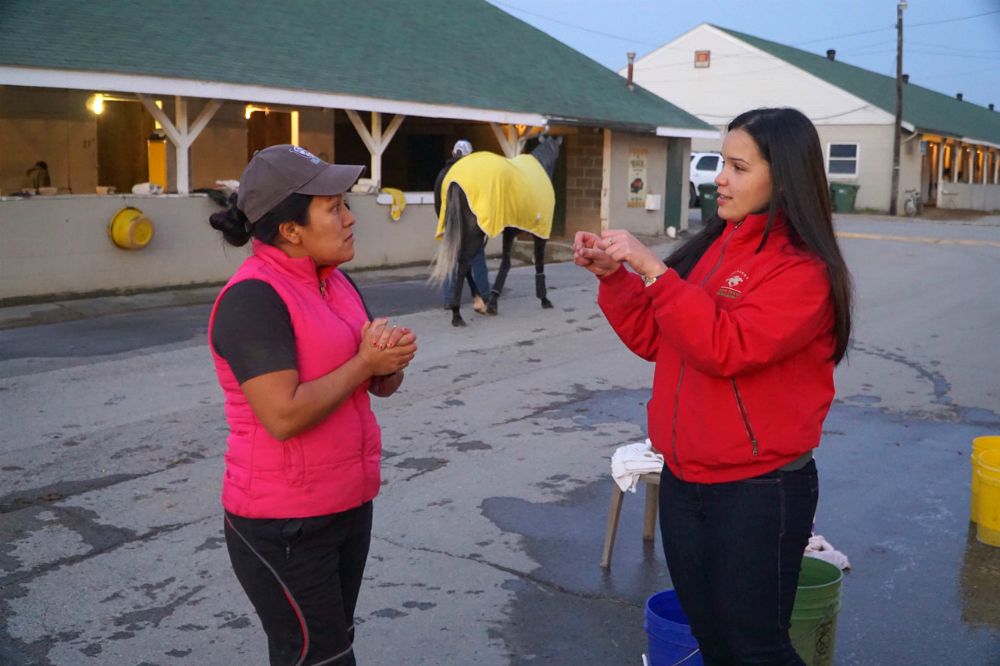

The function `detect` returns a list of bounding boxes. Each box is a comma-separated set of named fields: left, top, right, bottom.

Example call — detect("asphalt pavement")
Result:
left=1, top=210, right=999, bottom=665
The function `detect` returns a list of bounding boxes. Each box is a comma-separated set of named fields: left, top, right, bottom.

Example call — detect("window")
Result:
left=695, top=155, right=719, bottom=171
left=694, top=50, right=711, bottom=68
left=827, top=143, right=858, bottom=177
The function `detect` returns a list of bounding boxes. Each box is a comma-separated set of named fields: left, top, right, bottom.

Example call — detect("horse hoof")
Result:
left=473, top=295, right=487, bottom=314
left=486, top=304, right=498, bottom=316
left=541, top=298, right=554, bottom=309
left=451, top=317, right=466, bottom=327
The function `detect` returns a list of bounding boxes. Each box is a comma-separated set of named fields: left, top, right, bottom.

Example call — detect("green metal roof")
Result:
left=0, top=0, right=712, bottom=134
left=715, top=25, right=1000, bottom=146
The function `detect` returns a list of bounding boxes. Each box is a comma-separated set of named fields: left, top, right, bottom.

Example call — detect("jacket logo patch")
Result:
left=718, top=270, right=748, bottom=299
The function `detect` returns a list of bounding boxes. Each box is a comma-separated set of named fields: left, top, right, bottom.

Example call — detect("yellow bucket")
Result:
left=970, top=436, right=1000, bottom=523
left=976, top=450, right=1000, bottom=547
left=108, top=207, right=155, bottom=250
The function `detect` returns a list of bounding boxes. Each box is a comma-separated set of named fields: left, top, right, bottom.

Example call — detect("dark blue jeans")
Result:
left=658, top=461, right=818, bottom=665
left=441, top=244, right=489, bottom=304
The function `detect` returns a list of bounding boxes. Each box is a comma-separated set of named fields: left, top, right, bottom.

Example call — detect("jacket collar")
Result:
left=726, top=209, right=788, bottom=249
left=252, top=239, right=322, bottom=286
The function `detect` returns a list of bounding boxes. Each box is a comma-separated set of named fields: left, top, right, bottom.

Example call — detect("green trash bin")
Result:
left=697, top=183, right=719, bottom=220
left=829, top=182, right=859, bottom=213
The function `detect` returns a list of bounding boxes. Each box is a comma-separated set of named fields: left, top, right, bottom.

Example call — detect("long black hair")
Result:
left=665, top=107, right=853, bottom=363
left=209, top=193, right=312, bottom=247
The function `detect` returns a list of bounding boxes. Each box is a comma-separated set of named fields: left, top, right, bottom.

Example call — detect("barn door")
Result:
left=247, top=110, right=292, bottom=159
left=97, top=101, right=154, bottom=194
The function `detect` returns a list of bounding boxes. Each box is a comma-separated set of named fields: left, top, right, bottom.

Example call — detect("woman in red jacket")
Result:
left=574, top=108, right=852, bottom=665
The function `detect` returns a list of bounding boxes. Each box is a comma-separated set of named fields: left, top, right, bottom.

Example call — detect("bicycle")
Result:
left=903, top=189, right=922, bottom=217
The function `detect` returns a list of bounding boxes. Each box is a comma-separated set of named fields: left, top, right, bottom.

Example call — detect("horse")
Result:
left=429, top=136, right=562, bottom=327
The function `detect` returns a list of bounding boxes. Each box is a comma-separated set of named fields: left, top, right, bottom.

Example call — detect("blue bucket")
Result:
left=644, top=589, right=703, bottom=666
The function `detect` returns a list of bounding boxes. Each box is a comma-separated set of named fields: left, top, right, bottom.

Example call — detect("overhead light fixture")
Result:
left=86, top=93, right=104, bottom=115
left=245, top=104, right=271, bottom=119
left=85, top=92, right=149, bottom=115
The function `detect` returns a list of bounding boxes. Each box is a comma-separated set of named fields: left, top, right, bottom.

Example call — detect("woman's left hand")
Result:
left=600, top=230, right=667, bottom=280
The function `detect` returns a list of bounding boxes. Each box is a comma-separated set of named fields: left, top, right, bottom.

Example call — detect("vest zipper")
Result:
left=732, top=379, right=759, bottom=457
left=668, top=225, right=739, bottom=477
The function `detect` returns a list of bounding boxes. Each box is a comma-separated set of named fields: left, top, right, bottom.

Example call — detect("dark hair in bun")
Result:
left=209, top=192, right=312, bottom=247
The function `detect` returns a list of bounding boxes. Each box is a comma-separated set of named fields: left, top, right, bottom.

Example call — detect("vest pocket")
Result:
left=283, top=436, right=306, bottom=486
left=224, top=463, right=251, bottom=491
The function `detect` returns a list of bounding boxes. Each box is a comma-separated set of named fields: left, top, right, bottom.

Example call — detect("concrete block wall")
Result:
left=937, top=182, right=1000, bottom=211
left=0, top=193, right=502, bottom=302
left=563, top=132, right=604, bottom=238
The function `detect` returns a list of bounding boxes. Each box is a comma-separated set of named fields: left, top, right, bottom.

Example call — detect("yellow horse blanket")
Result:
left=436, top=152, right=554, bottom=240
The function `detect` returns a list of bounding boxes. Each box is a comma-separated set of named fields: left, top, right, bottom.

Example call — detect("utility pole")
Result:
left=890, top=1, right=907, bottom=215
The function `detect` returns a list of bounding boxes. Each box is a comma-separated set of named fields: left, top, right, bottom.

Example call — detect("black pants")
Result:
left=224, top=502, right=373, bottom=666
left=658, top=461, right=818, bottom=665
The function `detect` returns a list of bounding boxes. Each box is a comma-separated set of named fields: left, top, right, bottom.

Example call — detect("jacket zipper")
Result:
left=669, top=365, right=686, bottom=477
left=731, top=379, right=759, bottom=457
left=669, top=225, right=740, bottom=478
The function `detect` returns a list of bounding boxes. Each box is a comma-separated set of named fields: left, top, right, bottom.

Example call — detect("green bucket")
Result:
left=790, top=556, right=843, bottom=666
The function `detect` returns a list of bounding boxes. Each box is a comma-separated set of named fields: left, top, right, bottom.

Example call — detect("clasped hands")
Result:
left=359, top=318, right=416, bottom=377
left=573, top=230, right=667, bottom=280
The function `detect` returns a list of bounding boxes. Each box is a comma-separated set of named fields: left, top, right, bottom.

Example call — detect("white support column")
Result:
left=994, top=150, right=999, bottom=185
left=936, top=141, right=944, bottom=199
left=138, top=95, right=222, bottom=195
left=490, top=123, right=516, bottom=158
left=981, top=148, right=987, bottom=184
left=174, top=97, right=189, bottom=194
left=967, top=146, right=974, bottom=184
left=600, top=129, right=612, bottom=230
left=344, top=110, right=406, bottom=187
left=954, top=142, right=960, bottom=182
left=371, top=112, right=382, bottom=186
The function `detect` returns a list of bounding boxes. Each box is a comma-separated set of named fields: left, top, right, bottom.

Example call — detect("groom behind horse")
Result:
left=430, top=136, right=562, bottom=327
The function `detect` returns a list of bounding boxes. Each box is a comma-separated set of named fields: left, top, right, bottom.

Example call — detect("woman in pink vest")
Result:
left=208, top=145, right=417, bottom=666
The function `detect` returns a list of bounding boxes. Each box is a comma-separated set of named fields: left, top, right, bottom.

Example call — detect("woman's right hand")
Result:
left=573, top=231, right=620, bottom=277
left=359, top=319, right=417, bottom=376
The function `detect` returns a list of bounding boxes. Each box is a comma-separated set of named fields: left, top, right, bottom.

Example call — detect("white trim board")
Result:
left=1, top=65, right=709, bottom=138
left=0, top=66, right=547, bottom=127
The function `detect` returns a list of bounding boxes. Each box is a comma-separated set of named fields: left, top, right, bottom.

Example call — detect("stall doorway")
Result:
left=97, top=101, right=154, bottom=194
left=247, top=110, right=292, bottom=159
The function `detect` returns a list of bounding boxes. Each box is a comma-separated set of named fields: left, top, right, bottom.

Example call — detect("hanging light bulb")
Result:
left=85, top=93, right=104, bottom=115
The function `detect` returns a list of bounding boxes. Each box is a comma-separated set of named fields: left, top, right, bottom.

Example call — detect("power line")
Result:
left=791, top=9, right=1000, bottom=46
left=490, top=1, right=645, bottom=45
left=909, top=9, right=1000, bottom=28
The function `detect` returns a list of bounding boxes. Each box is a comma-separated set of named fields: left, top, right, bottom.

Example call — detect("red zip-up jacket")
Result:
left=598, top=212, right=836, bottom=483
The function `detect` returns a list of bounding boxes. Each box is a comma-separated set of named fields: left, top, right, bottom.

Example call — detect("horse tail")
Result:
left=428, top=183, right=462, bottom=286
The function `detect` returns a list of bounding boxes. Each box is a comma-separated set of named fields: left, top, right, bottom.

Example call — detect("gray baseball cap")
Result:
left=237, top=145, right=365, bottom=223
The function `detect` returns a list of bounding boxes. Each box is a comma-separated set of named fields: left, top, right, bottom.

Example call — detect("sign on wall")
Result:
left=627, top=147, right=648, bottom=208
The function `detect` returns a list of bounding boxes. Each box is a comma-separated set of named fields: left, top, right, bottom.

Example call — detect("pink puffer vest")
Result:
left=209, top=240, right=381, bottom=519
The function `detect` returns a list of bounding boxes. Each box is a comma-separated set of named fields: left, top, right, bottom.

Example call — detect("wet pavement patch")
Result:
left=394, top=457, right=448, bottom=481
left=792, top=403, right=1000, bottom=664
left=481, top=391, right=1000, bottom=664
left=483, top=478, right=671, bottom=664
left=446, top=440, right=491, bottom=452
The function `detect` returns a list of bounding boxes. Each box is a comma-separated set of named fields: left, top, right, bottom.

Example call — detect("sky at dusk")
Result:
left=488, top=0, right=1000, bottom=109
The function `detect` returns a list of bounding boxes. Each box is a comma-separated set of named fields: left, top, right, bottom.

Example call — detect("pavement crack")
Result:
left=372, top=534, right=639, bottom=609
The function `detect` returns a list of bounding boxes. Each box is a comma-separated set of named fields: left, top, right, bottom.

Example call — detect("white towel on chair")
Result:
left=611, top=439, right=664, bottom=493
